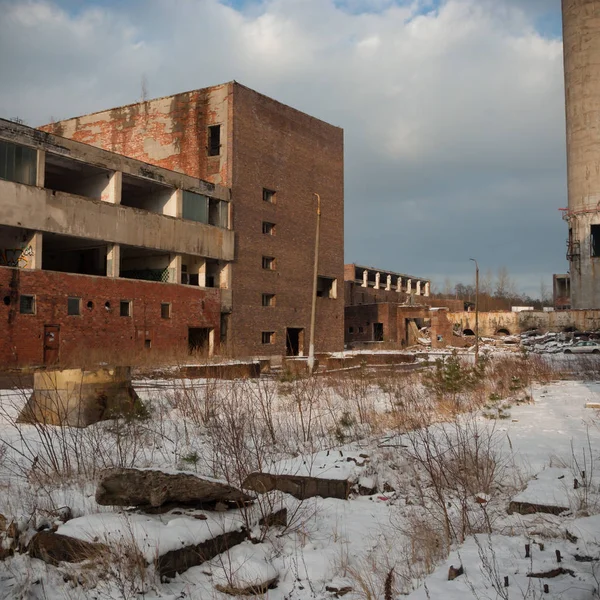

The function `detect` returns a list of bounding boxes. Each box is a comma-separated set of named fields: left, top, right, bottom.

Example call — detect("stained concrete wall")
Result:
left=563, top=0, right=600, bottom=308
left=448, top=309, right=600, bottom=335
left=0, top=180, right=234, bottom=261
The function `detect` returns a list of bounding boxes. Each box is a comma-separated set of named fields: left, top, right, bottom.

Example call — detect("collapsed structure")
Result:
left=0, top=82, right=344, bottom=367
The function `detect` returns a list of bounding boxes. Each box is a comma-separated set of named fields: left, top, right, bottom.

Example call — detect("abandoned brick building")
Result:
left=343, top=264, right=457, bottom=348
left=0, top=82, right=344, bottom=366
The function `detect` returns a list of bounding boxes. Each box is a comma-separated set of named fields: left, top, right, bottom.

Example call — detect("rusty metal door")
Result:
left=43, top=325, right=60, bottom=365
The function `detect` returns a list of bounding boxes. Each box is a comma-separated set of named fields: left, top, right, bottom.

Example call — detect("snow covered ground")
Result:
left=1, top=362, right=600, bottom=599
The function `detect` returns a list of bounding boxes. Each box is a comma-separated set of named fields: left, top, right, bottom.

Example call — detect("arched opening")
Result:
left=496, top=328, right=510, bottom=336
left=463, top=329, right=475, bottom=336
left=563, top=326, right=578, bottom=333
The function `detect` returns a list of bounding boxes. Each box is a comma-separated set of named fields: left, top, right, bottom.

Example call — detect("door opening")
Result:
left=373, top=322, right=384, bottom=342
left=43, top=325, right=60, bottom=365
left=286, top=328, right=304, bottom=356
left=188, top=327, right=214, bottom=357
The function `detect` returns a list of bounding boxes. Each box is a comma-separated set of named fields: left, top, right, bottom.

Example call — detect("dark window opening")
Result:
left=0, top=140, right=37, bottom=186
left=463, top=329, right=475, bottom=336
left=592, top=225, right=600, bottom=257
left=262, top=293, right=276, bottom=307
left=208, top=125, right=221, bottom=156
left=286, top=328, right=303, bottom=356
left=262, top=331, right=275, bottom=345
left=374, top=322, right=384, bottom=342
left=262, top=256, right=276, bottom=270
left=120, top=300, right=131, bottom=317
left=86, top=301, right=94, bottom=311
left=316, top=276, right=337, bottom=298
left=348, top=326, right=354, bottom=334
left=145, top=339, right=152, bottom=349
left=67, top=297, right=81, bottom=316
left=262, top=222, right=275, bottom=235
left=104, top=301, right=111, bottom=311
left=263, top=188, right=276, bottom=204
left=3, top=296, right=10, bottom=306
left=161, top=303, right=171, bottom=319
left=19, top=294, right=35, bottom=314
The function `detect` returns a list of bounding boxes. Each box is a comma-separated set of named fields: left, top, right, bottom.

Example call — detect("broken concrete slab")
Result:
left=19, top=367, right=143, bottom=427
left=180, top=361, right=261, bottom=380
left=96, top=468, right=254, bottom=508
left=508, top=467, right=572, bottom=516
left=243, top=449, right=370, bottom=500
left=29, top=530, right=107, bottom=565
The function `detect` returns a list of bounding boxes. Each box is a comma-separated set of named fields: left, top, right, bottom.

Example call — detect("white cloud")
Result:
left=0, top=0, right=567, bottom=295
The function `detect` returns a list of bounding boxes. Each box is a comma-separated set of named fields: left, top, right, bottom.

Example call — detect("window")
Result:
left=262, top=256, right=276, bottom=270
left=208, top=125, right=221, bottom=156
left=262, top=331, right=275, bottom=344
left=263, top=188, right=276, bottom=204
left=161, top=303, right=171, bottom=319
left=208, top=198, right=229, bottom=228
left=0, top=140, right=37, bottom=186
left=182, top=191, right=208, bottom=224
left=592, top=225, right=600, bottom=257
left=67, top=297, right=81, bottom=316
left=120, top=300, right=132, bottom=317
left=316, top=276, right=337, bottom=299
left=262, top=293, right=276, bottom=307
left=348, top=326, right=354, bottom=334
left=262, top=222, right=275, bottom=235
left=19, top=294, right=35, bottom=314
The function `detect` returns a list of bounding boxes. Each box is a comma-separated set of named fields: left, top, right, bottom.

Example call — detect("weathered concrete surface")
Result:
left=243, top=472, right=351, bottom=500
left=448, top=309, right=600, bottom=337
left=19, top=367, right=142, bottom=427
left=563, top=0, right=600, bottom=309
left=0, top=180, right=234, bottom=261
left=96, top=468, right=254, bottom=508
left=181, top=361, right=261, bottom=380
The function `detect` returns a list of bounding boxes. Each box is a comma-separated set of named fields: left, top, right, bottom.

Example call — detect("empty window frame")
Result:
left=208, top=198, right=228, bottom=228
left=19, top=294, right=35, bottom=314
left=348, top=326, right=354, bottom=334
left=592, top=225, right=600, bottom=257
left=161, top=303, right=171, bottom=319
left=316, top=276, right=337, bottom=298
left=262, top=331, right=275, bottom=344
left=262, top=293, right=276, bottom=307
left=0, top=140, right=37, bottom=186
left=67, top=297, right=81, bottom=316
left=182, top=191, right=209, bottom=224
left=262, top=256, right=276, bottom=270
left=207, top=125, right=221, bottom=156
left=263, top=188, right=276, bottom=204
left=120, top=300, right=132, bottom=317
left=262, top=221, right=275, bottom=235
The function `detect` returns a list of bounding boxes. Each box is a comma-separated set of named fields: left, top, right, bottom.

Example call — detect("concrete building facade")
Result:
left=0, top=118, right=232, bottom=367
left=562, top=0, right=600, bottom=308
left=43, top=82, right=345, bottom=358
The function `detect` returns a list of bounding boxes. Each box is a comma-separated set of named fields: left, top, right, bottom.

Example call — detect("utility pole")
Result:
left=470, top=258, right=479, bottom=364
left=308, top=193, right=321, bottom=374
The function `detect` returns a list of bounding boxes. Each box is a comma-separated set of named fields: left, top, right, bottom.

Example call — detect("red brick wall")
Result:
left=0, top=266, right=220, bottom=368
left=229, top=83, right=344, bottom=356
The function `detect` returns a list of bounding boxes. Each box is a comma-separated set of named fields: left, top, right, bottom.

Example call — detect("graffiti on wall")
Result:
left=0, top=245, right=34, bottom=268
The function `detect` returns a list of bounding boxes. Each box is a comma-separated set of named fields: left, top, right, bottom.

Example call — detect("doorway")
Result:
left=43, top=325, right=60, bottom=365
left=286, top=328, right=304, bottom=356
left=373, top=322, right=384, bottom=342
left=188, top=327, right=214, bottom=356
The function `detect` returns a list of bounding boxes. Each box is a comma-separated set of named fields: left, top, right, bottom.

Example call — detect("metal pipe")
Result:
left=308, top=193, right=321, bottom=374
left=470, top=258, right=479, bottom=363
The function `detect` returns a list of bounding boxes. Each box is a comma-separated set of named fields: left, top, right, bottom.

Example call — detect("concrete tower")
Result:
left=563, top=0, right=600, bottom=308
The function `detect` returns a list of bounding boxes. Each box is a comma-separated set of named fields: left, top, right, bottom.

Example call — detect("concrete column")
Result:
left=375, top=272, right=381, bottom=289
left=386, top=275, right=392, bottom=291
left=397, top=277, right=402, bottom=292
left=362, top=270, right=368, bottom=288
left=103, top=171, right=122, bottom=204
left=219, top=262, right=231, bottom=289
left=36, top=150, right=45, bottom=187
left=424, top=282, right=430, bottom=297
left=416, top=281, right=422, bottom=295
left=198, top=259, right=207, bottom=287
left=164, top=189, right=182, bottom=218
left=407, top=279, right=412, bottom=294
left=169, top=254, right=182, bottom=284
left=106, top=244, right=120, bottom=278
left=26, top=231, right=42, bottom=269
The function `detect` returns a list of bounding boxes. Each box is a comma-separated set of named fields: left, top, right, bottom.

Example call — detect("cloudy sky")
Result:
left=0, top=0, right=566, bottom=295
